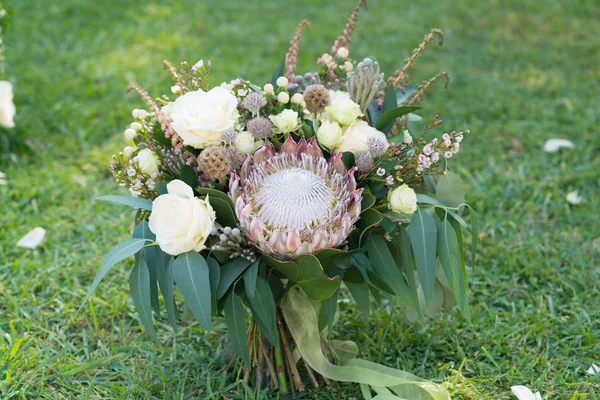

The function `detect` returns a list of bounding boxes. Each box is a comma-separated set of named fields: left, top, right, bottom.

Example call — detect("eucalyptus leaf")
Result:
left=290, top=254, right=340, bottom=300
left=319, top=289, right=339, bottom=337
left=223, top=292, right=250, bottom=366
left=155, top=182, right=168, bottom=195
left=270, top=55, right=286, bottom=87
left=357, top=208, right=384, bottom=246
left=346, top=282, right=371, bottom=316
left=408, top=210, right=437, bottom=306
left=129, top=256, right=157, bottom=343
left=196, top=187, right=234, bottom=204
left=172, top=252, right=212, bottom=330
left=342, top=152, right=355, bottom=170
left=395, top=85, right=416, bottom=105
left=96, top=195, right=153, bottom=211
left=437, top=219, right=470, bottom=321
left=216, top=258, right=251, bottom=299
left=466, top=205, right=479, bottom=263
left=247, top=276, right=278, bottom=346
left=243, top=258, right=260, bottom=297
left=435, top=171, right=465, bottom=208
left=179, top=164, right=197, bottom=188
left=133, top=221, right=159, bottom=315
left=376, top=106, right=421, bottom=134
left=81, top=238, right=151, bottom=307
left=207, top=257, right=221, bottom=316
left=155, top=250, right=177, bottom=330
left=361, top=192, right=377, bottom=212
left=207, top=196, right=238, bottom=228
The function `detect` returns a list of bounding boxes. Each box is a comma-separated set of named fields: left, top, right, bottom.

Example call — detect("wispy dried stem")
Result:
left=284, top=20, right=310, bottom=80
left=127, top=84, right=178, bottom=148
left=330, top=0, right=368, bottom=56
left=405, top=71, right=450, bottom=106
left=163, top=60, right=184, bottom=88
left=386, top=28, right=444, bottom=92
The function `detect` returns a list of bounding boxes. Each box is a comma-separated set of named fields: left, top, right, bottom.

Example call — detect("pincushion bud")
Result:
left=277, top=91, right=290, bottom=104
left=123, top=146, right=135, bottom=158
left=276, top=76, right=289, bottom=88
left=124, top=128, right=136, bottom=141
left=263, top=83, right=274, bottom=94
left=291, top=93, right=303, bottom=104
left=136, top=109, right=148, bottom=120
left=130, top=122, right=142, bottom=131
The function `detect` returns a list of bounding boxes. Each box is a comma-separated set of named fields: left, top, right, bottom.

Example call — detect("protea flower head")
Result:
left=229, top=135, right=362, bottom=260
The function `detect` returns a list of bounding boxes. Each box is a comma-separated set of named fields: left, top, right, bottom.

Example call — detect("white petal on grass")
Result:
left=16, top=227, right=46, bottom=249
left=566, top=191, right=583, bottom=205
left=543, top=138, right=573, bottom=153
left=587, top=363, right=600, bottom=375
left=511, top=385, right=542, bottom=400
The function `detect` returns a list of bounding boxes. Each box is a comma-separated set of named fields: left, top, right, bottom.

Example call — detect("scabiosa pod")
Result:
left=229, top=135, right=362, bottom=260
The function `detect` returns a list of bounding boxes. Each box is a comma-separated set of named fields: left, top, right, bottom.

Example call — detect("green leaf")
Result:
left=360, top=192, right=376, bottom=212
left=81, top=238, right=151, bottom=307
left=435, top=171, right=465, bottom=208
left=376, top=106, right=421, bottom=133
left=133, top=221, right=159, bottom=315
left=397, top=229, right=420, bottom=312
left=314, top=248, right=345, bottom=270
left=155, top=182, right=168, bottom=195
left=357, top=208, right=383, bottom=246
left=437, top=219, right=470, bottom=321
left=290, top=254, right=340, bottom=301
left=341, top=152, right=355, bottom=170
left=408, top=209, right=437, bottom=305
left=207, top=196, right=238, bottom=228
left=243, top=259, right=260, bottom=297
left=207, top=257, right=220, bottom=316
left=380, top=217, right=397, bottom=234
left=96, top=195, right=152, bottom=211
left=129, top=256, right=157, bottom=343
left=196, top=187, right=234, bottom=204
left=270, top=56, right=286, bottom=87
left=382, top=85, right=397, bottom=114
left=416, top=194, right=468, bottom=229
left=216, top=258, right=251, bottom=299
left=247, top=276, right=278, bottom=346
left=395, top=85, right=416, bottom=106
left=155, top=250, right=177, bottom=330
left=223, top=292, right=250, bottom=366
left=364, top=234, right=412, bottom=305
left=179, top=164, right=197, bottom=188
left=172, top=252, right=212, bottom=330
left=466, top=205, right=479, bottom=264
left=319, top=289, right=339, bottom=336
left=346, top=282, right=370, bottom=316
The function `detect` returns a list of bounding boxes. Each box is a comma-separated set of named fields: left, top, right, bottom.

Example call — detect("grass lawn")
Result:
left=1, top=0, right=599, bottom=398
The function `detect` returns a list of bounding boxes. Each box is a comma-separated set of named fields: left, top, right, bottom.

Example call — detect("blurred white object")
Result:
left=17, top=227, right=46, bottom=249
left=0, top=171, right=6, bottom=185
left=511, top=385, right=542, bottom=400
left=566, top=191, right=583, bottom=205
left=543, top=138, right=573, bottom=153
left=0, top=81, right=16, bottom=128
left=587, top=363, right=600, bottom=375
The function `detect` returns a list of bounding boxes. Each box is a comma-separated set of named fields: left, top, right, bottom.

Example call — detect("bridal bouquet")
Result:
left=86, top=1, right=477, bottom=398
left=0, top=4, right=15, bottom=129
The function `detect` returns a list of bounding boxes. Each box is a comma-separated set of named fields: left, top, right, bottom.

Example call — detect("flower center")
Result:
left=253, top=167, right=334, bottom=230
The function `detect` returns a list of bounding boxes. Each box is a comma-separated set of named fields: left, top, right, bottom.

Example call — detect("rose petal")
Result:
left=543, top=138, right=573, bottom=153
left=566, top=191, right=583, bottom=205
left=167, top=179, right=194, bottom=199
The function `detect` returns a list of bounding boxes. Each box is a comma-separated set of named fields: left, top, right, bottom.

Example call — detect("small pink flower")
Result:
left=444, top=151, right=453, bottom=158
left=385, top=176, right=394, bottom=185
left=376, top=168, right=386, bottom=176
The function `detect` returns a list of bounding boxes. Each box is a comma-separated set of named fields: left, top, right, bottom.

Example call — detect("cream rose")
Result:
left=337, top=121, right=389, bottom=155
left=269, top=109, right=301, bottom=134
left=388, top=184, right=418, bottom=215
left=0, top=81, right=16, bottom=128
left=324, top=90, right=363, bottom=127
left=316, top=120, right=343, bottom=150
left=170, top=86, right=239, bottom=149
left=148, top=180, right=216, bottom=256
left=235, top=131, right=263, bottom=154
left=137, top=148, right=160, bottom=175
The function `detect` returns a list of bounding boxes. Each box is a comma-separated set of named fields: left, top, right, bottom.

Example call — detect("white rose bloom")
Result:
left=149, top=180, right=216, bottom=256
left=137, top=148, right=160, bottom=175
left=388, top=184, right=418, bottom=215
left=0, top=81, right=16, bottom=128
left=337, top=121, right=389, bottom=155
left=170, top=86, right=239, bottom=149
left=269, top=109, right=300, bottom=133
left=316, top=120, right=343, bottom=150
left=325, top=90, right=363, bottom=127
left=235, top=131, right=263, bottom=154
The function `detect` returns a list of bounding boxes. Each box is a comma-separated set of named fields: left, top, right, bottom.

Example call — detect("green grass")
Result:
left=1, top=0, right=599, bottom=398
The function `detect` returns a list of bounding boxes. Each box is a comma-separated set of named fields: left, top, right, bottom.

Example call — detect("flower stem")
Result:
left=274, top=331, right=288, bottom=393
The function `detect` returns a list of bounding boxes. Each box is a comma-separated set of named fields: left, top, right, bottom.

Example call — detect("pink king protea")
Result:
left=229, top=135, right=362, bottom=260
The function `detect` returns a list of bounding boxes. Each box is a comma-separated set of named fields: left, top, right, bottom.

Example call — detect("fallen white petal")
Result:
left=511, top=385, right=542, bottom=400
left=16, top=227, right=46, bottom=249
left=587, top=363, right=600, bottom=375
left=543, top=138, right=573, bottom=153
left=566, top=191, right=583, bottom=205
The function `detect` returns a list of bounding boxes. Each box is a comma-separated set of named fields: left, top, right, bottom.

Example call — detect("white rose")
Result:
left=269, top=109, right=300, bottom=134
left=388, top=184, right=418, bottom=215
left=316, top=120, right=343, bottom=150
left=0, top=81, right=16, bottom=128
left=171, top=86, right=239, bottom=149
left=325, top=90, right=363, bottom=127
left=137, top=148, right=160, bottom=176
left=337, top=121, right=389, bottom=155
left=235, top=131, right=263, bottom=154
left=149, top=180, right=216, bottom=256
